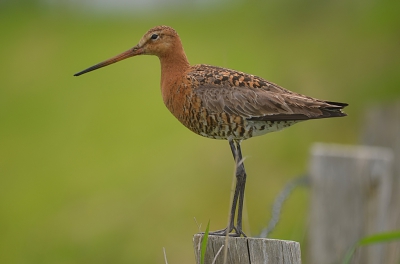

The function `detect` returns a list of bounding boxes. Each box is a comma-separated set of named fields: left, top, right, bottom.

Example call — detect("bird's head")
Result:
left=74, top=25, right=182, bottom=76
left=138, top=25, right=180, bottom=57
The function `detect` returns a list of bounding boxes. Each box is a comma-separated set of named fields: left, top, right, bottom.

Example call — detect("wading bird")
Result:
left=74, top=25, right=347, bottom=237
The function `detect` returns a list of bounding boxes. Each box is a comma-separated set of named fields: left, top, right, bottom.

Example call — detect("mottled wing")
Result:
left=194, top=84, right=347, bottom=121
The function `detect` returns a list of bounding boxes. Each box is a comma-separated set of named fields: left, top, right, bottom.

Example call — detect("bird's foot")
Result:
left=202, top=226, right=246, bottom=237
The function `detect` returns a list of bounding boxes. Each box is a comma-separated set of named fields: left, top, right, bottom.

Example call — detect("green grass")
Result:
left=1, top=1, right=400, bottom=263
left=343, top=231, right=400, bottom=264
left=200, top=221, right=210, bottom=264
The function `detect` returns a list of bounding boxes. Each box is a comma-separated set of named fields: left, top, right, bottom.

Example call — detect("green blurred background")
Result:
left=1, top=0, right=399, bottom=263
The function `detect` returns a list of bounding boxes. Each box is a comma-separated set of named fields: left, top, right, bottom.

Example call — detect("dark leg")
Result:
left=234, top=142, right=247, bottom=237
left=208, top=139, right=247, bottom=237
left=207, top=175, right=241, bottom=236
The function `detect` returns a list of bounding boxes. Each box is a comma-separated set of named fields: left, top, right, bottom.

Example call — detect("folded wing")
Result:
left=194, top=84, right=347, bottom=122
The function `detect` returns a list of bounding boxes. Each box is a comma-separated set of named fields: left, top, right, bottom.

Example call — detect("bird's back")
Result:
left=165, top=64, right=347, bottom=140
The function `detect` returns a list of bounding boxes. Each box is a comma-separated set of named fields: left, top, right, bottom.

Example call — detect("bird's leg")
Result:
left=208, top=140, right=247, bottom=237
left=208, top=140, right=241, bottom=236
left=234, top=141, right=247, bottom=237
left=207, top=177, right=241, bottom=236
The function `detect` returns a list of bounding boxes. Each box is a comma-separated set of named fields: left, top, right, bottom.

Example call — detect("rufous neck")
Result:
left=159, top=45, right=190, bottom=89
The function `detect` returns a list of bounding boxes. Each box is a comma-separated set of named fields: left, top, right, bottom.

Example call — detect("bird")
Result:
left=74, top=25, right=347, bottom=237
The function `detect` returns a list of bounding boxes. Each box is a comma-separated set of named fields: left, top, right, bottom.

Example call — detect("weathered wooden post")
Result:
left=308, top=143, right=394, bottom=264
left=361, top=102, right=400, bottom=264
left=193, top=234, right=301, bottom=264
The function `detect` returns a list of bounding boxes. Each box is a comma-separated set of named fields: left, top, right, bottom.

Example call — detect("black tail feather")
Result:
left=249, top=100, right=348, bottom=121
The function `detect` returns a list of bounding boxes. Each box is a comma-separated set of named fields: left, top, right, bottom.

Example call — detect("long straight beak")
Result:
left=74, top=45, right=143, bottom=76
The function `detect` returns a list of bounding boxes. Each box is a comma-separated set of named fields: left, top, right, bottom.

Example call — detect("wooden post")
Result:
left=193, top=234, right=301, bottom=264
left=361, top=102, right=400, bottom=264
left=308, top=143, right=394, bottom=264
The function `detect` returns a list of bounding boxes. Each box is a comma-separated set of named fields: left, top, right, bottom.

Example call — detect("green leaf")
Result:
left=200, top=220, right=210, bottom=264
left=358, top=231, right=400, bottom=246
left=342, top=230, right=400, bottom=264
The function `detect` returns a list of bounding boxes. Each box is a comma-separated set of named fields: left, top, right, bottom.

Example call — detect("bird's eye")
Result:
left=151, top=34, right=159, bottom=40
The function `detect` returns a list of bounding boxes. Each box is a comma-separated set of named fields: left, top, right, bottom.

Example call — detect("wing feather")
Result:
left=194, top=84, right=347, bottom=121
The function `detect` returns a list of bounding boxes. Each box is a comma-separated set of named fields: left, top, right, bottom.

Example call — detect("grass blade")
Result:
left=200, top=220, right=210, bottom=264
left=358, top=230, right=400, bottom=246
left=342, top=230, right=400, bottom=264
